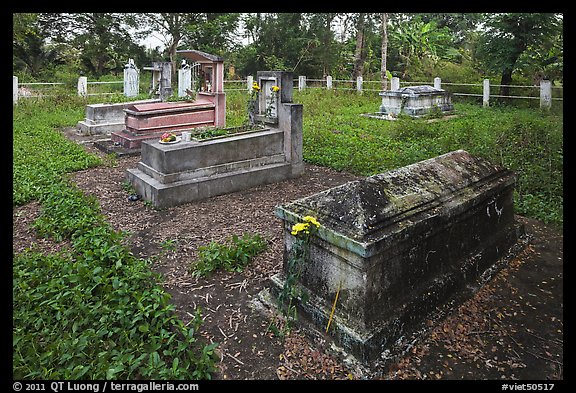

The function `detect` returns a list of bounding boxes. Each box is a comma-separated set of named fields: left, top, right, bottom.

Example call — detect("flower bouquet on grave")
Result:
left=160, top=132, right=177, bottom=143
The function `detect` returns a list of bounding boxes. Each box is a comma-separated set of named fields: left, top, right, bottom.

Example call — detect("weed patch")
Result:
left=190, top=233, right=268, bottom=277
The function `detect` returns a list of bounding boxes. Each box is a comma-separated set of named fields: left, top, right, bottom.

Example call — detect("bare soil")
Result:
left=12, top=133, right=563, bottom=381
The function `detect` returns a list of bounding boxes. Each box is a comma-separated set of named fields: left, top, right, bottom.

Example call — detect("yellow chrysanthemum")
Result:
left=271, top=85, right=280, bottom=92
left=252, top=82, right=261, bottom=91
left=303, top=216, right=320, bottom=228
left=291, top=222, right=310, bottom=235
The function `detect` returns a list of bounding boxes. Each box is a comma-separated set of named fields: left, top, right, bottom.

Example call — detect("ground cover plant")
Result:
left=13, top=89, right=562, bottom=379
left=190, top=233, right=268, bottom=277
left=13, top=95, right=219, bottom=379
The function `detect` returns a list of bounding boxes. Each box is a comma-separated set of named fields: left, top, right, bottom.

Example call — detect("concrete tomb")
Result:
left=379, top=85, right=454, bottom=118
left=271, top=150, right=526, bottom=366
left=76, top=99, right=160, bottom=136
left=126, top=70, right=303, bottom=208
left=110, top=50, right=226, bottom=149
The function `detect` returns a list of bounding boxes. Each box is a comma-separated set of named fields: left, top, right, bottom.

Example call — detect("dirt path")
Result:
left=12, top=140, right=563, bottom=380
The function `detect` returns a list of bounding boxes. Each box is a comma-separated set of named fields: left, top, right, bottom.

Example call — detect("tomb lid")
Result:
left=380, top=85, right=446, bottom=96
left=277, top=150, right=515, bottom=246
left=127, top=101, right=206, bottom=112
left=177, top=49, right=224, bottom=63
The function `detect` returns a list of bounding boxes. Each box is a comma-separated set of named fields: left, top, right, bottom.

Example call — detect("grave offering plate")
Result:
left=159, top=136, right=181, bottom=144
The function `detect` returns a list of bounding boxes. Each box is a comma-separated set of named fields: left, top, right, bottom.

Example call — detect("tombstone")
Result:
left=271, top=150, right=526, bottom=367
left=178, top=60, right=192, bottom=98
left=177, top=50, right=226, bottom=127
left=123, top=58, right=139, bottom=98
left=143, top=62, right=172, bottom=101
left=379, top=85, right=454, bottom=118
left=125, top=70, right=303, bottom=208
left=254, top=71, right=294, bottom=125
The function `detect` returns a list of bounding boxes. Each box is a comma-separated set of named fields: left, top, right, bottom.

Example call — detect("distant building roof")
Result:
left=176, top=50, right=224, bottom=63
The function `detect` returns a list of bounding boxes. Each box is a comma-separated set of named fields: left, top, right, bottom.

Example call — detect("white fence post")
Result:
left=391, top=77, right=400, bottom=91
left=483, top=79, right=490, bottom=107
left=13, top=76, right=18, bottom=104
left=434, top=77, right=441, bottom=89
left=298, top=76, right=306, bottom=91
left=540, top=80, right=552, bottom=110
left=247, top=75, right=254, bottom=91
left=77, top=76, right=87, bottom=97
left=356, top=76, right=363, bottom=93
left=326, top=75, right=332, bottom=89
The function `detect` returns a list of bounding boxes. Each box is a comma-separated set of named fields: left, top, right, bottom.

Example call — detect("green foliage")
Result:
left=13, top=96, right=102, bottom=206
left=474, top=13, right=563, bottom=85
left=32, top=180, right=106, bottom=242
left=389, top=17, right=457, bottom=78
left=269, top=216, right=319, bottom=338
left=190, top=233, right=268, bottom=277
left=13, top=97, right=218, bottom=379
left=14, top=180, right=218, bottom=379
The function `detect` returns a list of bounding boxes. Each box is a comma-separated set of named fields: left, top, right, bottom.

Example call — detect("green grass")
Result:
left=13, top=95, right=102, bottom=205
left=294, top=89, right=563, bottom=226
left=13, top=95, right=218, bottom=379
left=190, top=233, right=268, bottom=277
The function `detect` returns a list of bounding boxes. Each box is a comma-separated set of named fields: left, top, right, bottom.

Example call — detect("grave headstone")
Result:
left=111, top=51, right=226, bottom=149
left=126, top=70, right=303, bottom=207
left=123, top=58, right=139, bottom=98
left=143, top=62, right=172, bottom=101
left=178, top=60, right=192, bottom=98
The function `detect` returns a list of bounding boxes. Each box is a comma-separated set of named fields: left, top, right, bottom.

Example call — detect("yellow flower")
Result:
left=252, top=82, right=261, bottom=91
left=303, top=216, right=320, bottom=228
left=271, top=85, right=280, bottom=92
left=291, top=222, right=310, bottom=236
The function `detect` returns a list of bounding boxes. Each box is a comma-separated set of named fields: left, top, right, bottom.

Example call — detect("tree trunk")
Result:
left=499, top=67, right=513, bottom=103
left=352, top=13, right=366, bottom=80
left=380, top=13, right=388, bottom=91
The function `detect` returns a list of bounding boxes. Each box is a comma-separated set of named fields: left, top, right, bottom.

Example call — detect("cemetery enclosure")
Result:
left=13, top=87, right=563, bottom=379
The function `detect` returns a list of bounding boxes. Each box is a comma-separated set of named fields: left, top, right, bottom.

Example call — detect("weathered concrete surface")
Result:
left=127, top=126, right=303, bottom=208
left=76, top=99, right=160, bottom=135
left=127, top=70, right=303, bottom=208
left=272, top=150, right=527, bottom=366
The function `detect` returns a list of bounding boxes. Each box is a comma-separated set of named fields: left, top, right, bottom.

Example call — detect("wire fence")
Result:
left=14, top=74, right=563, bottom=109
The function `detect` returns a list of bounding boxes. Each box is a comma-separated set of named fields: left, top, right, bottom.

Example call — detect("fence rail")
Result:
left=14, top=73, right=562, bottom=110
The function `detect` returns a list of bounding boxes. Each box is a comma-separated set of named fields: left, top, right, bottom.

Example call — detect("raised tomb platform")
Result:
left=271, top=150, right=527, bottom=368
left=126, top=70, right=303, bottom=208
left=379, top=85, right=454, bottom=118
left=110, top=98, right=221, bottom=149
left=76, top=99, right=160, bottom=135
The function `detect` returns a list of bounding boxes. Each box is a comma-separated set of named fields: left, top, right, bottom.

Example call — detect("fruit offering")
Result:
left=160, top=132, right=177, bottom=143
